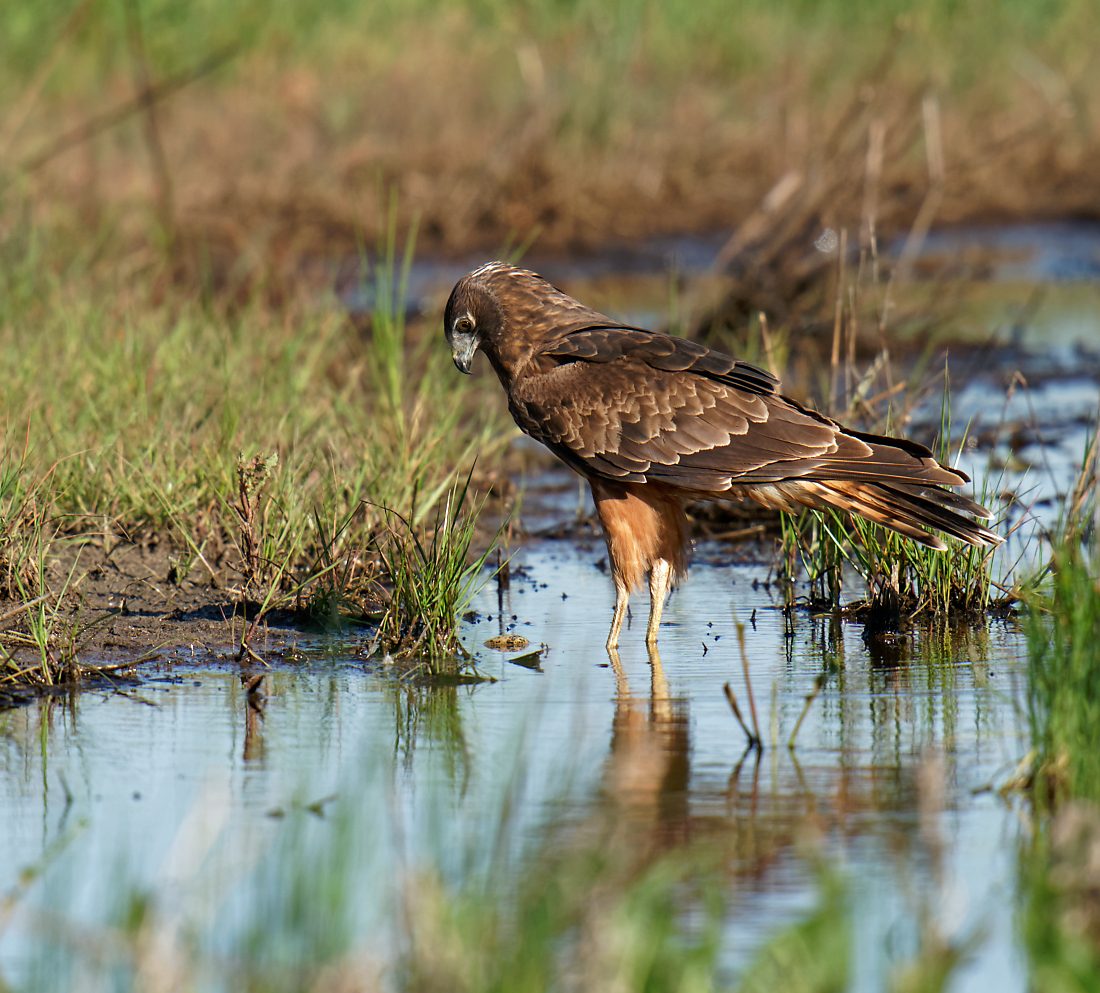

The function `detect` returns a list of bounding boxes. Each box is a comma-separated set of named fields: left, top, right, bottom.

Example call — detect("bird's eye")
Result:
left=455, top=316, right=475, bottom=334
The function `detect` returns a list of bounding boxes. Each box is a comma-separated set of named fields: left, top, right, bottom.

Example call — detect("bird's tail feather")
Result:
left=790, top=479, right=1002, bottom=550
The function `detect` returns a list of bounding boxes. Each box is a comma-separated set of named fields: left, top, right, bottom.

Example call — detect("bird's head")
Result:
left=443, top=261, right=610, bottom=382
left=443, top=262, right=507, bottom=376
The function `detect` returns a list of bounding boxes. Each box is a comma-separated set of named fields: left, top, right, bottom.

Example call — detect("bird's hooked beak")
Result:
left=450, top=331, right=479, bottom=375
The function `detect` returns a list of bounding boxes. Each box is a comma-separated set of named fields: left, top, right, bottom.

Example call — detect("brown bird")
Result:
left=444, top=261, right=1001, bottom=649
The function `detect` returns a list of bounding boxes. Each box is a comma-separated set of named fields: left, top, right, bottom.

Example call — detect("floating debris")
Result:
left=484, top=633, right=530, bottom=651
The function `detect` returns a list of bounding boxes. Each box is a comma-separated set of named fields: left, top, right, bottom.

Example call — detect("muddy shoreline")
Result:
left=1, top=541, right=317, bottom=707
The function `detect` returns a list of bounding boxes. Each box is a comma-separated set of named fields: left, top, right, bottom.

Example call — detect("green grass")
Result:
left=1024, top=543, right=1100, bottom=803
left=0, top=452, right=82, bottom=686
left=370, top=471, right=501, bottom=674
left=775, top=343, right=1004, bottom=624
left=0, top=227, right=511, bottom=680
left=779, top=495, right=1001, bottom=622
left=1019, top=536, right=1100, bottom=991
left=1023, top=422, right=1099, bottom=799
left=1017, top=415, right=1099, bottom=986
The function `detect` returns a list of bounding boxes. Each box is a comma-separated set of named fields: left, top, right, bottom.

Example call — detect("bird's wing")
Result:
left=545, top=326, right=780, bottom=396
left=509, top=327, right=965, bottom=493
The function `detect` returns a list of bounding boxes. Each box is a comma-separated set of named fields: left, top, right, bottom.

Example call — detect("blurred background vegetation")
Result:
left=2, top=0, right=1097, bottom=292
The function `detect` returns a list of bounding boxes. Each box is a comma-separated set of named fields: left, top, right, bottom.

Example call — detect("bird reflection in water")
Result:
left=602, top=644, right=692, bottom=852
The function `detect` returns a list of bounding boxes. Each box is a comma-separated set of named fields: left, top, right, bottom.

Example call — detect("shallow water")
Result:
left=347, top=220, right=1100, bottom=350
left=1, top=535, right=1033, bottom=990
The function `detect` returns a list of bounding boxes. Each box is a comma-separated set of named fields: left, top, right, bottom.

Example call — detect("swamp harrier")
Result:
left=444, top=262, right=1001, bottom=649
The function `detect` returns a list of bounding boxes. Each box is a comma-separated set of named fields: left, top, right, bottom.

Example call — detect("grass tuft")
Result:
left=0, top=219, right=510, bottom=688
left=1024, top=542, right=1100, bottom=804
left=1020, top=473, right=1100, bottom=990
left=371, top=471, right=500, bottom=675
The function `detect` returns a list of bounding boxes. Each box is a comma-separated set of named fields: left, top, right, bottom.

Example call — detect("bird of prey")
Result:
left=444, top=261, right=1001, bottom=649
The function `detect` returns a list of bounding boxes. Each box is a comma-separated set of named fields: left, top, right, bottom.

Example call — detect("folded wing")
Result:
left=509, top=327, right=999, bottom=548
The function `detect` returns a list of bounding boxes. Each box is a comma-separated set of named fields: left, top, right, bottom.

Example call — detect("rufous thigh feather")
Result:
left=590, top=479, right=689, bottom=593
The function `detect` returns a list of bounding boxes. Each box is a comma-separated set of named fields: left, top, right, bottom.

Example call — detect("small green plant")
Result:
left=0, top=452, right=84, bottom=687
left=0, top=444, right=52, bottom=601
left=299, top=502, right=375, bottom=629
left=371, top=470, right=499, bottom=674
left=780, top=499, right=1000, bottom=621
left=5, top=549, right=83, bottom=686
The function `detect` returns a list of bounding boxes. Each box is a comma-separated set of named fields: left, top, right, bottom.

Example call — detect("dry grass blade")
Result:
left=735, top=622, right=762, bottom=745
left=788, top=674, right=826, bottom=750
left=723, top=682, right=760, bottom=751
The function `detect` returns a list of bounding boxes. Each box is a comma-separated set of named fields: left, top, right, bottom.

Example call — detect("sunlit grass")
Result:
left=1019, top=520, right=1100, bottom=990
left=370, top=471, right=501, bottom=674
left=1024, top=543, right=1100, bottom=803
left=776, top=352, right=1005, bottom=623
left=0, top=227, right=510, bottom=681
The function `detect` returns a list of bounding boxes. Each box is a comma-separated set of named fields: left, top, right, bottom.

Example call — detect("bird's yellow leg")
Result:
left=607, top=579, right=630, bottom=651
left=646, top=559, right=672, bottom=646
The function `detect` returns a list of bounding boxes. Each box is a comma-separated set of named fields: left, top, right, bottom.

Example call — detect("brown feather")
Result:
left=591, top=479, right=689, bottom=593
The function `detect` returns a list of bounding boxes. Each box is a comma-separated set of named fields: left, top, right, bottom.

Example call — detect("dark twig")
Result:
left=735, top=622, right=762, bottom=745
left=122, top=0, right=176, bottom=242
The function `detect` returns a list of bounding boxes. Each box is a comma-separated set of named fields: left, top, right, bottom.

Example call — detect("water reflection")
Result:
left=242, top=678, right=265, bottom=764
left=604, top=646, right=691, bottom=852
